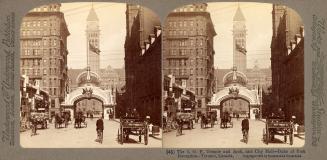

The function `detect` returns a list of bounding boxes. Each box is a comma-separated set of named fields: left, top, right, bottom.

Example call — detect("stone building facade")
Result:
left=125, top=4, right=162, bottom=125
left=163, top=3, right=216, bottom=115
left=20, top=3, right=69, bottom=114
left=271, top=5, right=304, bottom=123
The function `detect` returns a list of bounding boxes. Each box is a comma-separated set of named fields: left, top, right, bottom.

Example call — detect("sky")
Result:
left=61, top=2, right=126, bottom=69
left=59, top=2, right=272, bottom=69
left=207, top=2, right=273, bottom=69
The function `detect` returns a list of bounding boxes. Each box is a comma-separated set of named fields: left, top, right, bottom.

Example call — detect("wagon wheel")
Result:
left=44, top=121, right=47, bottom=129
left=120, top=127, right=124, bottom=145
left=139, top=130, right=142, bottom=142
left=265, top=124, right=269, bottom=145
left=144, top=128, right=148, bottom=145
left=284, top=135, right=287, bottom=143
left=117, top=129, right=121, bottom=143
left=290, top=133, right=294, bottom=145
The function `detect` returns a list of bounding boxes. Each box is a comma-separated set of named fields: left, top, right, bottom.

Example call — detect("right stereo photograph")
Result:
left=162, top=2, right=304, bottom=148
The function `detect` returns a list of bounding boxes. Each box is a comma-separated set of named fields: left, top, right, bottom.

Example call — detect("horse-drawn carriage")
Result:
left=263, top=118, right=294, bottom=145
left=54, top=112, right=69, bottom=128
left=220, top=112, right=233, bottom=128
left=176, top=112, right=194, bottom=129
left=117, top=117, right=148, bottom=145
left=30, top=112, right=48, bottom=129
left=200, top=111, right=216, bottom=128
left=74, top=111, right=87, bottom=128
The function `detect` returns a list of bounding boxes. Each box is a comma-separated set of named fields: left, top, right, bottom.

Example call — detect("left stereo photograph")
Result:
left=19, top=2, right=162, bottom=148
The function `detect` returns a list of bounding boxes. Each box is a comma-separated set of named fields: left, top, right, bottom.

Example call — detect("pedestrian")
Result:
left=90, top=112, right=93, bottom=120
left=131, top=108, right=140, bottom=119
left=176, top=116, right=183, bottom=136
left=95, top=116, right=104, bottom=143
left=241, top=117, right=249, bottom=143
left=30, top=115, right=37, bottom=136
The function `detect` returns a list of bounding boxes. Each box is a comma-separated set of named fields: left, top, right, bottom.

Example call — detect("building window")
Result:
left=43, top=39, right=47, bottom=46
left=43, top=69, right=47, bottom=75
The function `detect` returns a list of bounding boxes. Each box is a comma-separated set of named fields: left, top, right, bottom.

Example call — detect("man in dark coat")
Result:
left=96, top=116, right=104, bottom=143
left=241, top=117, right=249, bottom=135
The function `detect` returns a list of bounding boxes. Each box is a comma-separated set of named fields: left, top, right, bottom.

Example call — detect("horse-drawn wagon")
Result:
left=220, top=112, right=233, bottom=128
left=74, top=111, right=87, bottom=128
left=200, top=111, right=216, bottom=128
left=177, top=112, right=194, bottom=129
left=263, top=118, right=294, bottom=145
left=117, top=117, right=148, bottom=145
left=54, top=112, right=69, bottom=128
left=30, top=112, right=48, bottom=129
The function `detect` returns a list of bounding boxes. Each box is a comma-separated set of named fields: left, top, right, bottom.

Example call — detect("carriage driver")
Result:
left=241, top=117, right=249, bottom=139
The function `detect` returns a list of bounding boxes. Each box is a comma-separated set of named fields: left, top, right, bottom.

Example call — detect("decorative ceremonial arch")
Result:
left=61, top=68, right=115, bottom=119
left=208, top=67, right=262, bottom=119
left=62, top=87, right=113, bottom=106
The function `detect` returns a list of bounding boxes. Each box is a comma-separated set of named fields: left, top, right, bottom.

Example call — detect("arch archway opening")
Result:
left=72, top=97, right=104, bottom=119
left=220, top=97, right=250, bottom=118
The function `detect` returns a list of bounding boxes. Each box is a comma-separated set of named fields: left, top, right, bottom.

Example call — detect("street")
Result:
left=20, top=118, right=162, bottom=148
left=163, top=119, right=304, bottom=148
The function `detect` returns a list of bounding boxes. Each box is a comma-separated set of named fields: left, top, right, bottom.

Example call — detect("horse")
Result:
left=220, top=112, right=229, bottom=128
left=74, top=112, right=86, bottom=128
left=55, top=114, right=67, bottom=128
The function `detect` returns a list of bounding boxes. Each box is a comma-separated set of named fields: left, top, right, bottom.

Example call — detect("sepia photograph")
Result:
left=19, top=2, right=162, bottom=148
left=162, top=2, right=305, bottom=148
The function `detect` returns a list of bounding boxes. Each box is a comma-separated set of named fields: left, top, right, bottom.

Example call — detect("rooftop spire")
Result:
left=233, top=5, right=245, bottom=21
left=87, top=4, right=99, bottom=21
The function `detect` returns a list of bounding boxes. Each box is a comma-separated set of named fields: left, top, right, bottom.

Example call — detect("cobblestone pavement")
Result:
left=20, top=119, right=162, bottom=148
left=163, top=119, right=305, bottom=148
